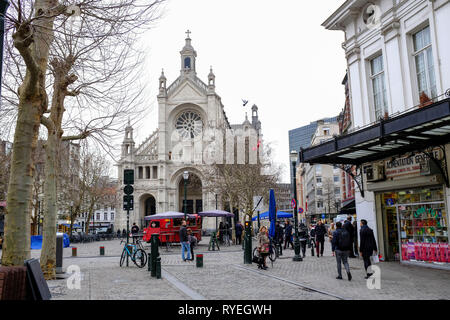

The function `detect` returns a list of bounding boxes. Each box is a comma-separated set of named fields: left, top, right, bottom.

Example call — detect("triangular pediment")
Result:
left=168, top=77, right=207, bottom=101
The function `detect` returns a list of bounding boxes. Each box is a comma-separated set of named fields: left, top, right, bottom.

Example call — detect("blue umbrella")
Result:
left=252, top=211, right=293, bottom=221
left=268, top=189, right=277, bottom=238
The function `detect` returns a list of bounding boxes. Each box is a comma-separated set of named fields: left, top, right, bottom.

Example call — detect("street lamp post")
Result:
left=183, top=171, right=189, bottom=220
left=0, top=0, right=9, bottom=99
left=290, top=150, right=302, bottom=262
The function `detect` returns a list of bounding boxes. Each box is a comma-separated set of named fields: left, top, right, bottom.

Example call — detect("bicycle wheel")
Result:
left=133, top=249, right=148, bottom=268
left=269, top=250, right=276, bottom=262
left=120, top=249, right=127, bottom=267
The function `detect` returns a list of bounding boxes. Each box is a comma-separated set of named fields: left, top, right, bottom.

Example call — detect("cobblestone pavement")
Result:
left=6, top=237, right=449, bottom=300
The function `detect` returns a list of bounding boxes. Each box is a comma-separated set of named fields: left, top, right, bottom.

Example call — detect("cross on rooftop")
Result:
left=185, top=29, right=191, bottom=38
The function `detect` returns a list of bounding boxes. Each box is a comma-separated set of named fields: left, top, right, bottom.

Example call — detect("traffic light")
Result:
left=124, top=169, right=134, bottom=185
left=123, top=195, right=134, bottom=211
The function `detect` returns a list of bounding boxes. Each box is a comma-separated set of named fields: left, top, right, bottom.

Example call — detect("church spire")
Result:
left=159, top=68, right=167, bottom=97
left=180, top=29, right=197, bottom=76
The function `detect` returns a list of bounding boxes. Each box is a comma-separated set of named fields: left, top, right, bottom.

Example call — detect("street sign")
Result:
left=123, top=195, right=134, bottom=210
left=321, top=214, right=326, bottom=219
left=124, top=185, right=134, bottom=195
left=291, top=199, right=296, bottom=209
left=298, top=207, right=304, bottom=214
left=124, top=169, right=134, bottom=185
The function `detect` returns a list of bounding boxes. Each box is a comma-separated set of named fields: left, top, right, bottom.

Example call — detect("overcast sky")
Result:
left=132, top=0, right=347, bottom=182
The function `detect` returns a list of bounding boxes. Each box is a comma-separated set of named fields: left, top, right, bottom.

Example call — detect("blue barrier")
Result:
left=31, top=234, right=70, bottom=250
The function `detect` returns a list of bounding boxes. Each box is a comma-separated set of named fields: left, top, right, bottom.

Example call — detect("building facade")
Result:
left=317, top=0, right=450, bottom=268
left=116, top=33, right=263, bottom=232
left=302, top=121, right=341, bottom=223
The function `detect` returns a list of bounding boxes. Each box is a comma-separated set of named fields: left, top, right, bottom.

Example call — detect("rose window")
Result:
left=175, top=111, right=203, bottom=139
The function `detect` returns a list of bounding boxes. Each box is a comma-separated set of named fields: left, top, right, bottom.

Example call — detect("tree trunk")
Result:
left=1, top=0, right=59, bottom=267
left=40, top=134, right=58, bottom=279
left=1, top=99, right=42, bottom=266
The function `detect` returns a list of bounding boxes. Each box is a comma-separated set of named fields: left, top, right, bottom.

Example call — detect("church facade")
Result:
left=116, top=33, right=262, bottom=231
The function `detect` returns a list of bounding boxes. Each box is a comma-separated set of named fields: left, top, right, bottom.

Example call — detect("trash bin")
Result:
left=196, top=254, right=203, bottom=268
left=100, top=246, right=105, bottom=256
left=72, top=247, right=77, bottom=257
left=56, top=233, right=64, bottom=274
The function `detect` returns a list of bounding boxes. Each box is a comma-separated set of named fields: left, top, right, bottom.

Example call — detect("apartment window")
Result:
left=413, top=26, right=437, bottom=100
left=96, top=213, right=100, bottom=220
left=334, top=176, right=339, bottom=182
left=111, top=213, right=114, bottom=221
left=323, top=128, right=330, bottom=136
left=316, top=188, right=323, bottom=196
left=317, top=201, right=323, bottom=209
left=104, top=213, right=108, bottom=221
left=335, top=187, right=340, bottom=195
left=315, top=165, right=321, bottom=174
left=370, top=55, right=388, bottom=120
left=316, top=177, right=322, bottom=183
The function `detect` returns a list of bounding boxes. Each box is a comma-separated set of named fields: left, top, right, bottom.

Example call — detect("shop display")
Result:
left=382, top=187, right=448, bottom=266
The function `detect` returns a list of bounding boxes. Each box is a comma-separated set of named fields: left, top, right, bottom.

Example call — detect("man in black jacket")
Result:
left=179, top=220, right=191, bottom=261
left=274, top=221, right=284, bottom=256
left=298, top=223, right=309, bottom=258
left=344, top=216, right=356, bottom=258
left=284, top=220, right=293, bottom=249
left=314, top=221, right=327, bottom=257
left=359, top=219, right=378, bottom=279
left=331, top=221, right=352, bottom=281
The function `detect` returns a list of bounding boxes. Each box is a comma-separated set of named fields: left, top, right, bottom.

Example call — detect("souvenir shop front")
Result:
left=299, top=97, right=450, bottom=269
left=372, top=183, right=449, bottom=268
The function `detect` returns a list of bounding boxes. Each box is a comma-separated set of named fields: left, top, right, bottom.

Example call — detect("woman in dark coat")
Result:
left=359, top=219, right=378, bottom=279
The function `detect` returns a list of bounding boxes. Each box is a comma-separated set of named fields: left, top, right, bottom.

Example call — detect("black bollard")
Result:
left=156, top=256, right=161, bottom=279
left=150, top=234, right=159, bottom=278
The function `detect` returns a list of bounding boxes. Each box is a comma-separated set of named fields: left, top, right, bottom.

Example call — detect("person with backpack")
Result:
left=359, top=219, right=378, bottom=279
left=314, top=220, right=327, bottom=257
left=283, top=220, right=293, bottom=249
left=274, top=221, right=284, bottom=256
left=344, top=216, right=356, bottom=258
left=298, top=223, right=309, bottom=258
left=309, top=224, right=316, bottom=256
left=187, top=228, right=197, bottom=261
left=331, top=221, right=352, bottom=281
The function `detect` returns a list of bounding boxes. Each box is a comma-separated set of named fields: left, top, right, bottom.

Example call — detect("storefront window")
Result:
left=382, top=187, right=448, bottom=265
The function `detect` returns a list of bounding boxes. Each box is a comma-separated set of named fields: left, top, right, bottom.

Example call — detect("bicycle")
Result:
left=120, top=240, right=147, bottom=268
left=252, top=246, right=276, bottom=268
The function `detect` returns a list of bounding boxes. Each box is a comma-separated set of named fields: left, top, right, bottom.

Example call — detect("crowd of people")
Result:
left=254, top=216, right=378, bottom=279
left=176, top=215, right=379, bottom=280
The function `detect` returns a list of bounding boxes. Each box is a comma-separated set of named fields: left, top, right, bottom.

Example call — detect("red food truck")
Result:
left=143, top=213, right=202, bottom=244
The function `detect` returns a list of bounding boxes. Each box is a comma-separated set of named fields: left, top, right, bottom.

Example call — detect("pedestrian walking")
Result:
left=328, top=223, right=335, bottom=242
left=315, top=220, right=327, bottom=257
left=235, top=221, right=243, bottom=245
left=117, top=229, right=121, bottom=239
left=179, top=220, right=191, bottom=261
left=122, top=228, right=127, bottom=239
left=298, top=223, right=309, bottom=258
left=257, top=226, right=270, bottom=270
left=309, top=224, right=316, bottom=256
left=275, top=221, right=284, bottom=256
left=359, top=219, right=378, bottom=279
left=352, top=220, right=359, bottom=257
left=344, top=216, right=356, bottom=258
left=187, top=228, right=197, bottom=261
left=284, top=220, right=293, bottom=249
left=331, top=221, right=352, bottom=281
left=218, top=221, right=224, bottom=244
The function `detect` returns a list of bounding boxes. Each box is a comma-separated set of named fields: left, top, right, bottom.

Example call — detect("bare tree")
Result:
left=0, top=1, right=165, bottom=271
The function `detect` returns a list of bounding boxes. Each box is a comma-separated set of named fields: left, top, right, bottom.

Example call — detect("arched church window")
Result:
left=184, top=57, right=191, bottom=69
left=175, top=111, right=203, bottom=139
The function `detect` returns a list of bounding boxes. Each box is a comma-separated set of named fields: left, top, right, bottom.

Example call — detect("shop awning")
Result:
left=299, top=98, right=450, bottom=166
